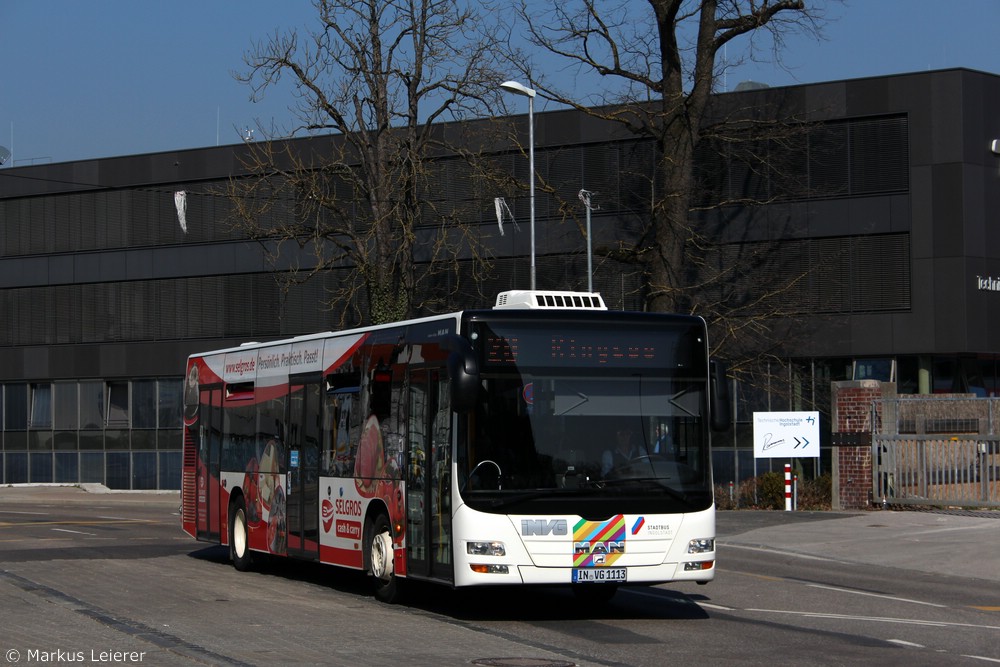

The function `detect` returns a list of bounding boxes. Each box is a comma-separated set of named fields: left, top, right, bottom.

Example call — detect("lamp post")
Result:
left=500, top=80, right=536, bottom=290
left=578, top=190, right=597, bottom=293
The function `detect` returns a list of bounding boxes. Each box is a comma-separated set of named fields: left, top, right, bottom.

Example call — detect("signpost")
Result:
left=752, top=411, right=820, bottom=459
left=753, top=411, right=820, bottom=512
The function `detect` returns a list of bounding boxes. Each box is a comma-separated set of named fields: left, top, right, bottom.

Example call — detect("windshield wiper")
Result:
left=590, top=477, right=692, bottom=503
left=475, top=487, right=604, bottom=508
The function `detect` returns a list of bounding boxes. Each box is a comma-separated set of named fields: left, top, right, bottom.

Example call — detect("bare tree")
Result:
left=508, top=1, right=831, bottom=360
left=230, top=0, right=507, bottom=325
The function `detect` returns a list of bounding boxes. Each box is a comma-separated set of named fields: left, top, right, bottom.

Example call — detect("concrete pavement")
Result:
left=0, top=483, right=179, bottom=508
left=2, top=485, right=998, bottom=583
left=717, top=508, right=1000, bottom=583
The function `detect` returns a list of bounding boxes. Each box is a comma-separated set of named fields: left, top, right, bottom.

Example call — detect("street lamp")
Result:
left=578, top=190, right=597, bottom=293
left=500, top=80, right=536, bottom=290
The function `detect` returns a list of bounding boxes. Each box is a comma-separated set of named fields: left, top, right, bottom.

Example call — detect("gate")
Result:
left=873, top=434, right=1000, bottom=507
left=873, top=397, right=1000, bottom=508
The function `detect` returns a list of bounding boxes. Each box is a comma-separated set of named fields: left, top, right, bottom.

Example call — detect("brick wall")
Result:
left=831, top=381, right=895, bottom=510
left=836, top=443, right=873, bottom=510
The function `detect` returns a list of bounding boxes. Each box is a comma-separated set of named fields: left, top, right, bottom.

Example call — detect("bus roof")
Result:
left=188, top=290, right=621, bottom=360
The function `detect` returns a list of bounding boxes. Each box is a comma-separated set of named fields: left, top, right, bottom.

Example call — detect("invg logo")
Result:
left=520, top=519, right=568, bottom=536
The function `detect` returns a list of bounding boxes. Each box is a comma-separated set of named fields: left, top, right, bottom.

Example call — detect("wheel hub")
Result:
left=371, top=530, right=394, bottom=581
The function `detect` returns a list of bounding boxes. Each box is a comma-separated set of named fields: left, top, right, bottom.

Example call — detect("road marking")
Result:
left=721, top=567, right=949, bottom=610
left=0, top=538, right=72, bottom=543
left=0, top=518, right=155, bottom=529
left=746, top=608, right=1000, bottom=631
left=805, top=583, right=947, bottom=608
left=629, top=587, right=739, bottom=612
left=0, top=510, right=48, bottom=515
left=628, top=587, right=736, bottom=613
left=627, top=587, right=702, bottom=606
left=971, top=606, right=1000, bottom=612
left=51, top=528, right=97, bottom=536
left=962, top=656, right=1000, bottom=663
left=717, top=568, right=784, bottom=583
left=720, top=542, right=845, bottom=563
left=887, top=639, right=925, bottom=648
left=909, top=524, right=995, bottom=537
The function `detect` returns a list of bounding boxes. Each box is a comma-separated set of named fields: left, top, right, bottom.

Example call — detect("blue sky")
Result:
left=2, top=0, right=999, bottom=166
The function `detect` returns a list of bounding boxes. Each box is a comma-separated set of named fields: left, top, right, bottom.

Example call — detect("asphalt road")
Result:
left=0, top=487, right=997, bottom=666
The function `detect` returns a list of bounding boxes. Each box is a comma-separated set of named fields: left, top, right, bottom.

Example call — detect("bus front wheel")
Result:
left=368, top=513, right=398, bottom=603
left=230, top=497, right=253, bottom=572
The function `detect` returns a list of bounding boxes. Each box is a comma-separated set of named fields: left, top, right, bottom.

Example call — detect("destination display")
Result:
left=477, top=325, right=699, bottom=370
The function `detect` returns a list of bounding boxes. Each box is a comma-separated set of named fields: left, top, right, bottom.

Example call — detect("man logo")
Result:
left=520, top=519, right=568, bottom=536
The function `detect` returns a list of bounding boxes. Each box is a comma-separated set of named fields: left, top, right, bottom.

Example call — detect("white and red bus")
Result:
left=181, top=290, right=730, bottom=602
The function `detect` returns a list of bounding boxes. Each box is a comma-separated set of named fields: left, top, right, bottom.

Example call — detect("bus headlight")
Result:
left=687, top=538, right=714, bottom=554
left=467, top=541, right=506, bottom=557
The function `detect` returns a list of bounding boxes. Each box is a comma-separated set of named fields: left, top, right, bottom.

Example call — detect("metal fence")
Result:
left=873, top=435, right=1000, bottom=507
left=873, top=397, right=1000, bottom=508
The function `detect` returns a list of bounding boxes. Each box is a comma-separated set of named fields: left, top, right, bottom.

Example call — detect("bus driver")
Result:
left=601, top=428, right=638, bottom=476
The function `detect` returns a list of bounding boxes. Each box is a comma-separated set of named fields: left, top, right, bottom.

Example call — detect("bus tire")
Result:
left=368, top=513, right=398, bottom=603
left=230, top=497, right=253, bottom=572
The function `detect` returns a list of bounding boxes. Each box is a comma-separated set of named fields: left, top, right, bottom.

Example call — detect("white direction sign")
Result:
left=753, top=411, right=820, bottom=459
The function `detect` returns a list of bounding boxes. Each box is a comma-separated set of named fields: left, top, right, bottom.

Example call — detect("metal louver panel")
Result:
left=850, top=116, right=909, bottom=195
left=852, top=234, right=910, bottom=312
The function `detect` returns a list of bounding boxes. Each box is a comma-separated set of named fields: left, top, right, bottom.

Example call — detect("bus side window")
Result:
left=372, top=365, right=392, bottom=420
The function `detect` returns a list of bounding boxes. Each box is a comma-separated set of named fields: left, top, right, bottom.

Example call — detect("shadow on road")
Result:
left=187, top=544, right=710, bottom=622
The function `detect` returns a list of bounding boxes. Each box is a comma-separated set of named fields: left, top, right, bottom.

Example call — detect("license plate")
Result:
left=572, top=567, right=627, bottom=583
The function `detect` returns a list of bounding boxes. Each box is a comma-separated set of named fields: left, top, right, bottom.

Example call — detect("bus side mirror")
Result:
left=443, top=335, right=479, bottom=413
left=710, top=360, right=731, bottom=432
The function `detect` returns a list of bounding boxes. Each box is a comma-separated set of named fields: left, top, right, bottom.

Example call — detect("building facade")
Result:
left=2, top=68, right=1000, bottom=489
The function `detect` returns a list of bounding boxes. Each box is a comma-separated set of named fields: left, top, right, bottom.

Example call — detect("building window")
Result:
left=29, top=453, right=53, bottom=483
left=853, top=358, right=895, bottom=382
left=158, top=379, right=183, bottom=428
left=29, top=384, right=52, bottom=429
left=2, top=378, right=187, bottom=488
left=54, top=382, right=79, bottom=430
left=80, top=381, right=104, bottom=430
left=107, top=382, right=129, bottom=427
left=132, top=380, right=157, bottom=429
left=106, top=452, right=130, bottom=489
left=4, top=384, right=27, bottom=430
left=55, top=452, right=79, bottom=483
left=694, top=114, right=909, bottom=206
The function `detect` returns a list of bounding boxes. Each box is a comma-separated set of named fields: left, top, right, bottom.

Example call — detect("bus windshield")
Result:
left=459, top=316, right=713, bottom=516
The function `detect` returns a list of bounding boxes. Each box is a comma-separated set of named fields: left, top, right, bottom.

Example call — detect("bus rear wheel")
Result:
left=230, top=497, right=252, bottom=572
left=368, top=513, right=398, bottom=603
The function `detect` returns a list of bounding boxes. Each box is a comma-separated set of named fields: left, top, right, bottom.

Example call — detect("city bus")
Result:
left=181, top=290, right=730, bottom=602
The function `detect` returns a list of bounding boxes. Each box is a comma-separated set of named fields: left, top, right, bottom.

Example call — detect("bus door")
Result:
left=406, top=368, right=453, bottom=582
left=287, top=375, right=322, bottom=560
left=196, top=385, right=223, bottom=541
